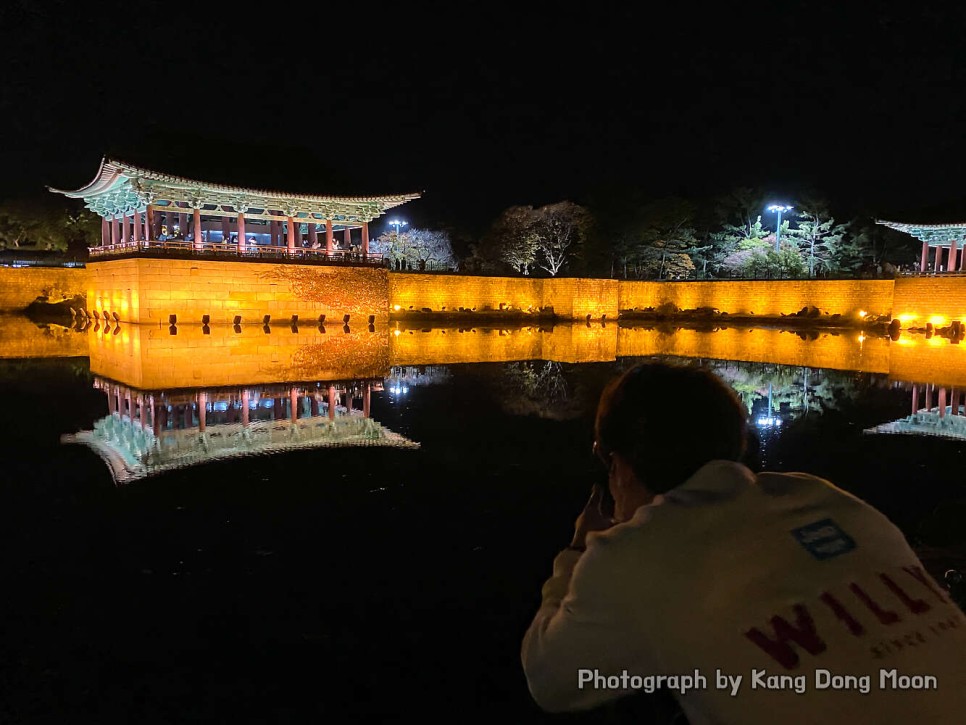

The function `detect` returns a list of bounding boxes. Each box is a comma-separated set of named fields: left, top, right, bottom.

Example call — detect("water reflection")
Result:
left=62, top=379, right=418, bottom=484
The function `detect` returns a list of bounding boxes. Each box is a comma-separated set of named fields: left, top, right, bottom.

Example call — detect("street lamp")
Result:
left=388, top=219, right=407, bottom=237
left=767, top=204, right=793, bottom=253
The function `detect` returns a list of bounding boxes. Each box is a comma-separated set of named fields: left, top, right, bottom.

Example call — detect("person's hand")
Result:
left=570, top=484, right=615, bottom=550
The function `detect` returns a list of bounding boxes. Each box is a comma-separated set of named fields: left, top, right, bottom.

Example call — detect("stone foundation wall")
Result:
left=0, top=266, right=89, bottom=311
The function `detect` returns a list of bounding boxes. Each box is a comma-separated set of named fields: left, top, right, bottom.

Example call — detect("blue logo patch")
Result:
left=791, top=518, right=856, bottom=560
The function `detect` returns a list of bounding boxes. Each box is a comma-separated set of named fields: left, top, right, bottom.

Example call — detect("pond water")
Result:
left=0, top=316, right=963, bottom=722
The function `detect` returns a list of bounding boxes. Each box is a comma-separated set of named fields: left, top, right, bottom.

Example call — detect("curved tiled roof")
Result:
left=50, top=157, right=421, bottom=204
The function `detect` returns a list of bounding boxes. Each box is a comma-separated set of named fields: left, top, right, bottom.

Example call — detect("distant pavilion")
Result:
left=49, top=158, right=420, bottom=263
left=876, top=220, right=966, bottom=273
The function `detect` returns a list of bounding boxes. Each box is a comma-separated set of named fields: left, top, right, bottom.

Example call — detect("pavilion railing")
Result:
left=87, top=239, right=384, bottom=266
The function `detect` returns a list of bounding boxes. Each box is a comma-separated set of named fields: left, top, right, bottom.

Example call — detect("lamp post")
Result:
left=767, top=204, right=793, bottom=253
left=388, top=219, right=407, bottom=238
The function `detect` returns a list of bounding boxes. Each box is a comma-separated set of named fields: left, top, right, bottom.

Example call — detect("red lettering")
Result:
left=902, top=566, right=948, bottom=603
left=745, top=604, right=827, bottom=670
left=820, top=591, right=865, bottom=636
left=880, top=573, right=930, bottom=614
left=850, top=583, right=901, bottom=625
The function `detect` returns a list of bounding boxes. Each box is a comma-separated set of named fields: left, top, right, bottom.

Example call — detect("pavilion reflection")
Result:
left=864, top=382, right=966, bottom=440
left=62, top=378, right=418, bottom=485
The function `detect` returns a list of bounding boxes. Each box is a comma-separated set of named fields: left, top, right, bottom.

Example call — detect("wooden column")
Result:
left=131, top=211, right=141, bottom=242
left=271, top=219, right=280, bottom=246
left=362, top=222, right=369, bottom=254
left=111, top=216, right=119, bottom=245
left=308, top=222, right=318, bottom=248
left=344, top=228, right=352, bottom=248
left=912, top=385, right=919, bottom=415
left=121, top=214, right=130, bottom=245
left=363, top=382, right=371, bottom=417
left=939, top=387, right=947, bottom=418
left=193, top=208, right=203, bottom=250
left=325, top=219, right=334, bottom=253
left=221, top=216, right=231, bottom=243
left=287, top=217, right=296, bottom=252
left=921, top=241, right=929, bottom=273
left=290, top=388, right=299, bottom=423
left=237, top=212, right=246, bottom=253
left=951, top=241, right=960, bottom=272
left=310, top=395, right=320, bottom=416
left=101, top=217, right=109, bottom=246
left=198, top=392, right=207, bottom=433
left=146, top=204, right=155, bottom=241
left=327, top=385, right=336, bottom=420
left=935, top=245, right=943, bottom=273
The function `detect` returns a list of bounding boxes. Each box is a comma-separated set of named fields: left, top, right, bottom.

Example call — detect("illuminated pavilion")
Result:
left=49, top=158, right=420, bottom=261
left=876, top=220, right=966, bottom=273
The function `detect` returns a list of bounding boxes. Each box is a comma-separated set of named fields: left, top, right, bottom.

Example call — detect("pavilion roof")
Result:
left=876, top=219, right=966, bottom=244
left=48, top=157, right=421, bottom=223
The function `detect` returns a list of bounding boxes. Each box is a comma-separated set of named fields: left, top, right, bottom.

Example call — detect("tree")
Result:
left=787, top=199, right=848, bottom=277
left=0, top=196, right=99, bottom=254
left=370, top=227, right=457, bottom=270
left=719, top=216, right=806, bottom=278
left=532, top=201, right=590, bottom=276
left=474, top=206, right=541, bottom=275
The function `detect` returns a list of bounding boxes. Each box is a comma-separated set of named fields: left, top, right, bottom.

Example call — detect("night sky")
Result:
left=3, top=1, right=966, bottom=234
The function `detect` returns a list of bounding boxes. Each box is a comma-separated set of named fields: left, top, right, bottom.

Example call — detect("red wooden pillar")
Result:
left=363, top=382, right=371, bottom=417
left=362, top=222, right=369, bottom=254
left=911, top=385, right=919, bottom=415
left=290, top=387, right=299, bottom=423
left=308, top=222, right=318, bottom=248
left=920, top=241, right=929, bottom=272
left=935, top=245, right=943, bottom=273
left=346, top=390, right=353, bottom=413
left=221, top=216, right=231, bottom=243
left=344, top=228, right=353, bottom=248
left=310, top=395, right=320, bottom=417
left=939, top=387, right=947, bottom=418
left=111, top=216, right=119, bottom=245
left=951, top=242, right=960, bottom=272
left=121, top=214, right=130, bottom=245
left=287, top=217, right=296, bottom=252
left=242, top=390, right=250, bottom=426
left=139, top=395, right=147, bottom=428
left=146, top=204, right=155, bottom=240
left=132, top=211, right=141, bottom=242
left=325, top=219, right=334, bottom=253
left=926, top=383, right=933, bottom=410
left=198, top=392, right=207, bottom=433
left=271, top=219, right=280, bottom=246
left=193, top=208, right=203, bottom=250
left=327, top=385, right=336, bottom=420
left=152, top=399, right=160, bottom=436
left=237, top=212, right=246, bottom=253
left=101, top=217, right=109, bottom=246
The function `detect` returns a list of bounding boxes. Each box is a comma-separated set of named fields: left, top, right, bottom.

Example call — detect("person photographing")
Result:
left=521, top=362, right=966, bottom=723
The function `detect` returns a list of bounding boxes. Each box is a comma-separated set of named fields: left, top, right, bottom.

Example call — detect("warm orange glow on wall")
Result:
left=86, top=258, right=390, bottom=325
left=618, top=279, right=895, bottom=318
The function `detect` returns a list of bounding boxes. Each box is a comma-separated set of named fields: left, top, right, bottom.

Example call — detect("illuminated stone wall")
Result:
left=892, top=277, right=966, bottom=327
left=617, top=279, right=896, bottom=319
left=0, top=316, right=89, bottom=358
left=88, top=322, right=390, bottom=390
left=542, top=278, right=619, bottom=320
left=0, top=266, right=89, bottom=311
left=387, top=273, right=544, bottom=313
left=87, top=258, right=390, bottom=325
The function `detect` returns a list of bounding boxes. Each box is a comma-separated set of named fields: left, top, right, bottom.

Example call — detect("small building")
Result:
left=876, top=220, right=966, bottom=273
left=49, top=157, right=420, bottom=261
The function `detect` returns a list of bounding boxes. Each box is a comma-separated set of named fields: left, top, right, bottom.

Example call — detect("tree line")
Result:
left=1, top=187, right=920, bottom=278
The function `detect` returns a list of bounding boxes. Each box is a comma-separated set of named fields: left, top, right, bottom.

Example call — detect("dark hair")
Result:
left=594, top=362, right=747, bottom=493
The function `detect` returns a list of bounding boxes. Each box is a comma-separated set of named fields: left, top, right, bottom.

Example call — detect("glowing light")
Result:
left=393, top=305, right=401, bottom=311
left=858, top=310, right=867, bottom=318
left=756, top=416, right=782, bottom=428
left=928, top=316, right=947, bottom=327
left=393, top=329, right=401, bottom=336
left=857, top=333, right=865, bottom=343
left=898, top=314, right=917, bottom=323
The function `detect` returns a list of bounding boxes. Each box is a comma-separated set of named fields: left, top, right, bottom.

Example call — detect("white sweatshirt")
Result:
left=521, top=461, right=966, bottom=724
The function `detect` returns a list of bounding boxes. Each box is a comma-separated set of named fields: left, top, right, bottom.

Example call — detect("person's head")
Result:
left=594, top=362, right=747, bottom=520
